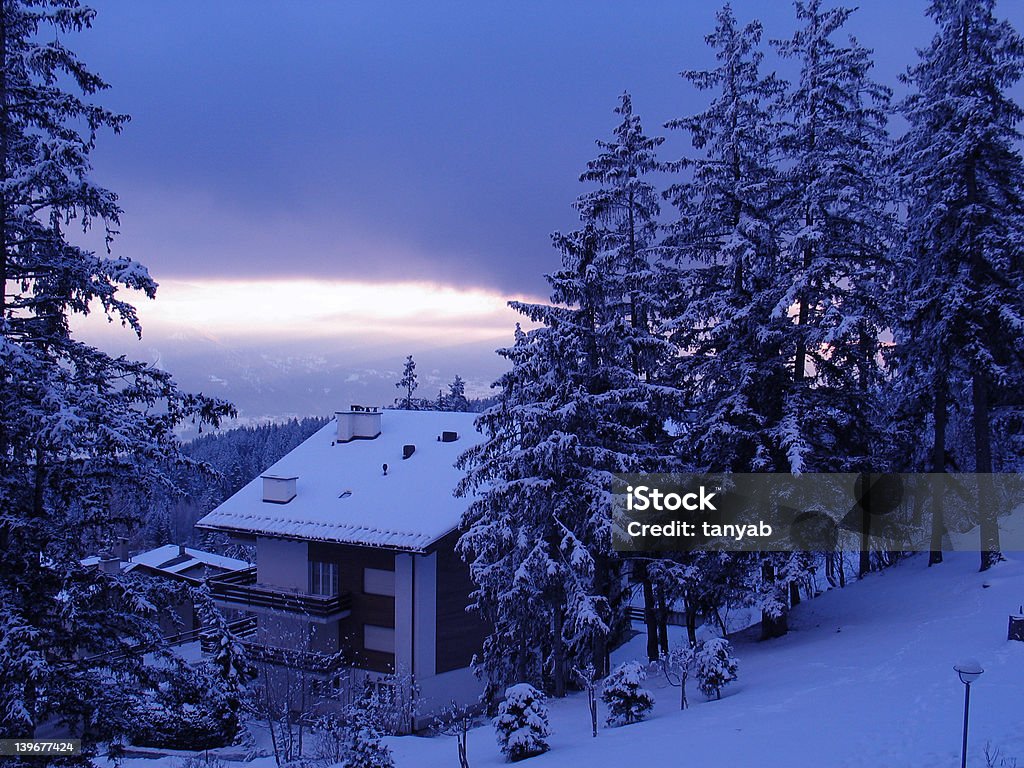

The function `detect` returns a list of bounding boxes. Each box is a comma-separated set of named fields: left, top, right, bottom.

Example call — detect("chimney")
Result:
left=440, top=431, right=459, bottom=443
left=99, top=556, right=121, bottom=574
left=118, top=537, right=130, bottom=562
left=262, top=474, right=298, bottom=504
left=178, top=543, right=187, bottom=558
left=336, top=406, right=382, bottom=443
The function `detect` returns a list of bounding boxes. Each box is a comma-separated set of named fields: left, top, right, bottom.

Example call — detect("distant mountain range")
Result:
left=79, top=325, right=510, bottom=430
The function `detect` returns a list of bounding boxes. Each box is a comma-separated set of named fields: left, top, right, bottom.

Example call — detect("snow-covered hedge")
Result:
left=493, top=683, right=551, bottom=761
left=601, top=661, right=655, bottom=726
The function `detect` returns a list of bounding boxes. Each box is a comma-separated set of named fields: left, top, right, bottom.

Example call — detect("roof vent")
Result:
left=262, top=474, right=297, bottom=504
left=439, top=431, right=459, bottom=443
left=402, top=444, right=416, bottom=460
left=336, top=406, right=382, bottom=443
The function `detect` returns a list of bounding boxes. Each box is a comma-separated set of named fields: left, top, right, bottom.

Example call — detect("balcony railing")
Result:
left=240, top=641, right=348, bottom=673
left=208, top=567, right=352, bottom=618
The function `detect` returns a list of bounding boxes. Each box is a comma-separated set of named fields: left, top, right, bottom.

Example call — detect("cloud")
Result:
left=76, top=277, right=539, bottom=345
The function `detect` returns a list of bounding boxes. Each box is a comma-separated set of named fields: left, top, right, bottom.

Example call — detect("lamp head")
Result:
left=954, top=659, right=984, bottom=685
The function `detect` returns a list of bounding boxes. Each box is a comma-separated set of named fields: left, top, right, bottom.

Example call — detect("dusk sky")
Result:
left=72, top=0, right=1024, bottom=421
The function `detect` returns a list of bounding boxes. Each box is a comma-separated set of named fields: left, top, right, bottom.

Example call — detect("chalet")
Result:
left=195, top=407, right=488, bottom=716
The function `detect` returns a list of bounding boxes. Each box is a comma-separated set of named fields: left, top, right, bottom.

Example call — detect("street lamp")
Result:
left=953, top=659, right=984, bottom=768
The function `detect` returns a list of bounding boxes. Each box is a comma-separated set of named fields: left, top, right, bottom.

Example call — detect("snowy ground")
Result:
left=105, top=551, right=1024, bottom=767
left=390, top=552, right=1024, bottom=768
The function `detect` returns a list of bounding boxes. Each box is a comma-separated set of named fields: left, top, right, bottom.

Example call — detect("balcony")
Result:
left=208, top=566, right=352, bottom=619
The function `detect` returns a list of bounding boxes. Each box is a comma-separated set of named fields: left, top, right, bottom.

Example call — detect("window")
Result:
left=364, top=624, right=396, bottom=654
left=309, top=560, right=339, bottom=596
left=363, top=567, right=396, bottom=596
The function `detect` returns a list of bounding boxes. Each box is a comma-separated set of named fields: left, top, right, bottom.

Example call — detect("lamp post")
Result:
left=953, top=660, right=984, bottom=768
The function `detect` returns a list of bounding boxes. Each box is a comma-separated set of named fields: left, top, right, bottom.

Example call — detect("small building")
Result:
left=195, top=407, right=488, bottom=717
left=83, top=543, right=251, bottom=640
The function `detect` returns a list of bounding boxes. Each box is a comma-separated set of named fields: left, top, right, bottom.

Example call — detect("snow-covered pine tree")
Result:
left=456, top=325, right=559, bottom=696
left=661, top=4, right=801, bottom=638
left=0, top=1, right=233, bottom=758
left=601, top=660, right=654, bottom=726
left=195, top=587, right=256, bottom=734
left=446, top=374, right=470, bottom=412
left=661, top=4, right=789, bottom=474
left=395, top=354, right=419, bottom=409
left=771, top=0, right=897, bottom=479
left=695, top=637, right=739, bottom=700
left=575, top=92, right=668, bottom=383
left=895, top=0, right=1024, bottom=571
left=493, top=683, right=550, bottom=762
left=458, top=96, right=669, bottom=696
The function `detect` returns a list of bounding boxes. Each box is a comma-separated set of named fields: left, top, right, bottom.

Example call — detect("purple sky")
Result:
left=77, top=0, right=1024, bottom=297
left=70, top=1, right=1024, bottom=421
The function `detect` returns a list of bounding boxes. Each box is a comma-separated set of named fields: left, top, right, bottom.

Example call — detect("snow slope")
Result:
left=101, top=552, right=1023, bottom=768
left=390, top=552, right=1024, bottom=768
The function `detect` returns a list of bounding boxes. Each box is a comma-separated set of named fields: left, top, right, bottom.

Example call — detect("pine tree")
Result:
left=0, top=1, right=232, bottom=757
left=694, top=637, right=739, bottom=700
left=661, top=3, right=789, bottom=474
left=395, top=354, right=418, bottom=410
left=896, top=0, right=1024, bottom=571
left=493, top=683, right=550, bottom=762
left=661, top=3, right=803, bottom=639
left=195, top=586, right=256, bottom=731
left=601, top=661, right=654, bottom=726
left=446, top=374, right=470, bottom=412
left=575, top=92, right=667, bottom=382
left=771, top=0, right=897, bottom=478
left=458, top=96, right=668, bottom=696
left=457, top=325, right=558, bottom=694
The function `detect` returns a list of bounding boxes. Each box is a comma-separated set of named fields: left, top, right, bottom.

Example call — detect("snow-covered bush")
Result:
left=337, top=717, right=394, bottom=768
left=315, top=689, right=395, bottom=768
left=695, top=637, right=739, bottom=700
left=601, top=661, right=655, bottom=726
left=128, top=661, right=238, bottom=750
left=493, top=683, right=551, bottom=761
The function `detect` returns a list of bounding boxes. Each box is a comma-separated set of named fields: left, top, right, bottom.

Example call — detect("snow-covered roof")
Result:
left=81, top=544, right=249, bottom=578
left=129, top=544, right=251, bottom=574
left=196, top=409, right=482, bottom=552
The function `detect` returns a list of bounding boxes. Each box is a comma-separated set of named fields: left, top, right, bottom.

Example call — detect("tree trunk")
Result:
left=552, top=608, right=566, bottom=697
left=637, top=562, right=660, bottom=661
left=591, top=558, right=611, bottom=676
left=973, top=373, right=1002, bottom=571
left=929, top=379, right=948, bottom=565
left=859, top=473, right=872, bottom=578
left=684, top=597, right=698, bottom=649
left=656, top=588, right=669, bottom=658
